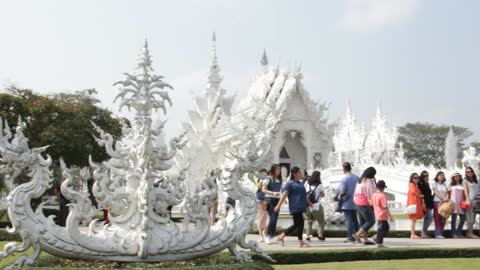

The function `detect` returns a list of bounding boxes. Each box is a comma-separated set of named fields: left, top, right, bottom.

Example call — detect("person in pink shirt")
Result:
left=372, top=180, right=394, bottom=248
left=352, top=167, right=377, bottom=245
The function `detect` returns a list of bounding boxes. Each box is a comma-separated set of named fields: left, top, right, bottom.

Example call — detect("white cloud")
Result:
left=337, top=0, right=418, bottom=32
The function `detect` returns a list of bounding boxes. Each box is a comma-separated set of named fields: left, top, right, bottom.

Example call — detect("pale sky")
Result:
left=0, top=0, right=479, bottom=141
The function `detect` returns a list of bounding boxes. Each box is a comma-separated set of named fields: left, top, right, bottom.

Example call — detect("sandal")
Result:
left=411, top=234, right=421, bottom=239
left=352, top=234, right=362, bottom=243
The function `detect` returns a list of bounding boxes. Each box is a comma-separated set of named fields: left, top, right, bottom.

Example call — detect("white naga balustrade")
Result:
left=0, top=41, right=274, bottom=268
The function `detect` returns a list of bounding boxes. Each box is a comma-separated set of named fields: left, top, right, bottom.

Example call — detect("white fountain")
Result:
left=0, top=41, right=273, bottom=268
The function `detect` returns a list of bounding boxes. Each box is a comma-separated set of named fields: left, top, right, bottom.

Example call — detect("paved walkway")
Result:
left=245, top=235, right=480, bottom=251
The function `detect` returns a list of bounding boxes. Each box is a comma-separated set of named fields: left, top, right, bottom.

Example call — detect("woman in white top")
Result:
left=463, top=167, right=479, bottom=239
left=304, top=171, right=326, bottom=241
left=432, top=171, right=449, bottom=238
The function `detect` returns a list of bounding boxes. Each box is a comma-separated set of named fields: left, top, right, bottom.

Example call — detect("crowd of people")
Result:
left=253, top=162, right=480, bottom=248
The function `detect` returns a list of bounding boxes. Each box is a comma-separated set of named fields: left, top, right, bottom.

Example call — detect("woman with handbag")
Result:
left=432, top=171, right=449, bottom=238
left=255, top=169, right=269, bottom=242
left=262, top=164, right=283, bottom=244
left=407, top=173, right=424, bottom=239
left=352, top=167, right=377, bottom=245
left=449, top=172, right=468, bottom=238
left=463, top=167, right=479, bottom=239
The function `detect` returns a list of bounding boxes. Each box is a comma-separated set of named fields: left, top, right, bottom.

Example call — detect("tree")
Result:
left=0, top=87, right=125, bottom=188
left=397, top=122, right=472, bottom=168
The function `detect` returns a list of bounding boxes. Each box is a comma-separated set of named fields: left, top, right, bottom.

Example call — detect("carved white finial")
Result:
left=207, top=32, right=222, bottom=89
left=113, top=41, right=173, bottom=114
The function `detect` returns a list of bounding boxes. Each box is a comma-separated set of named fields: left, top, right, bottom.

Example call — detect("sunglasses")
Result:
left=413, top=176, right=420, bottom=179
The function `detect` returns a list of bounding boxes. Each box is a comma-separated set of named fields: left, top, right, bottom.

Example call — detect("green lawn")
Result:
left=274, top=258, right=480, bottom=270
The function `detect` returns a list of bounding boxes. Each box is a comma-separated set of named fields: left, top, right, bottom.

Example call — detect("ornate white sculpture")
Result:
left=0, top=41, right=273, bottom=268
left=445, top=127, right=458, bottom=170
left=462, top=146, right=480, bottom=173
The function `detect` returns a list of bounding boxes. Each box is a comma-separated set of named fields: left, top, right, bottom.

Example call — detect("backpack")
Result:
left=307, top=184, right=319, bottom=204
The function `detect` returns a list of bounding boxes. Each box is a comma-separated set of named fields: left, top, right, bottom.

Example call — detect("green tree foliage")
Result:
left=0, top=87, right=124, bottom=187
left=397, top=122, right=472, bottom=168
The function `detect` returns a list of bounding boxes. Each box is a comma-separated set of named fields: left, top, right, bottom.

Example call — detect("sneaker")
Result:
left=364, top=240, right=375, bottom=245
left=259, top=237, right=265, bottom=243
left=265, top=237, right=272, bottom=244
left=343, top=238, right=356, bottom=243
left=372, top=237, right=378, bottom=244
left=318, top=235, right=326, bottom=241
left=306, top=237, right=311, bottom=242
left=435, top=235, right=445, bottom=239
left=452, top=235, right=459, bottom=239
left=376, top=244, right=386, bottom=248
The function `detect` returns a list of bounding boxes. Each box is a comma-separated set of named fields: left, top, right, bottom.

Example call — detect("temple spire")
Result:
left=260, top=48, right=269, bottom=67
left=207, top=32, right=222, bottom=92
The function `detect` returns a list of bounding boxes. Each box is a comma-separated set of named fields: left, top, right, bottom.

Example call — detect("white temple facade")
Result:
left=179, top=34, right=332, bottom=178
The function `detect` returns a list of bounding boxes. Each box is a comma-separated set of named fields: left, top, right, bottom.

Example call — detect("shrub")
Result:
left=254, top=248, right=480, bottom=264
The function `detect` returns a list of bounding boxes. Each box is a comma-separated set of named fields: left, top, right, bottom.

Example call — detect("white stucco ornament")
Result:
left=0, top=41, right=274, bottom=268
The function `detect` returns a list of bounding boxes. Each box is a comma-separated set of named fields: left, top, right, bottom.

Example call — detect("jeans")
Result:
left=433, top=202, right=446, bottom=236
left=266, top=198, right=280, bottom=238
left=356, top=205, right=375, bottom=233
left=343, top=209, right=359, bottom=240
left=465, top=206, right=478, bottom=235
left=376, top=220, right=390, bottom=244
left=285, top=212, right=305, bottom=240
left=451, top=214, right=466, bottom=237
left=305, top=206, right=325, bottom=237
left=422, top=209, right=433, bottom=233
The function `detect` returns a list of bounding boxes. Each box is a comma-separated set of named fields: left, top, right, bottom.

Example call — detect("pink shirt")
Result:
left=372, top=192, right=388, bottom=221
left=354, top=178, right=377, bottom=206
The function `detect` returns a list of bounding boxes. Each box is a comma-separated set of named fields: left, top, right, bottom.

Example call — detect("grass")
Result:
left=274, top=258, right=480, bottom=270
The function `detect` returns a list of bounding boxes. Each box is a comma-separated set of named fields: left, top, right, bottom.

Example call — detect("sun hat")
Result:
left=438, top=200, right=455, bottom=219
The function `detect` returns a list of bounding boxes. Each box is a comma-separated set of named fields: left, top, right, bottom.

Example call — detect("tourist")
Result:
left=352, top=167, right=376, bottom=245
left=371, top=180, right=394, bottom=248
left=338, top=162, right=360, bottom=243
left=448, top=172, right=467, bottom=238
left=256, top=169, right=269, bottom=242
left=432, top=171, right=449, bottom=238
left=463, top=167, right=478, bottom=238
left=275, top=167, right=310, bottom=248
left=418, top=171, right=434, bottom=238
left=304, top=171, right=326, bottom=241
left=262, top=164, right=283, bottom=244
left=207, top=170, right=219, bottom=225
left=407, top=173, right=424, bottom=239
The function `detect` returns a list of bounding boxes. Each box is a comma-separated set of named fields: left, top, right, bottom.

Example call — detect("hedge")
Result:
left=21, top=252, right=274, bottom=270
left=254, top=248, right=480, bottom=265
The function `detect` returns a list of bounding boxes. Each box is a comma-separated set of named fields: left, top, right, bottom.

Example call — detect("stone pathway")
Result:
left=245, top=234, right=480, bottom=251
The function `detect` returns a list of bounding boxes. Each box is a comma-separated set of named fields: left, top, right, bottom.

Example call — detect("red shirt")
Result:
left=372, top=192, right=388, bottom=221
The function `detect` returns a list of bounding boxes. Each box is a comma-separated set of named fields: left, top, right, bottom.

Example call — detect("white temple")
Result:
left=180, top=33, right=333, bottom=181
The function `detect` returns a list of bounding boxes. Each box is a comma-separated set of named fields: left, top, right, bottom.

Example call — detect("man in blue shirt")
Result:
left=338, top=162, right=360, bottom=243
